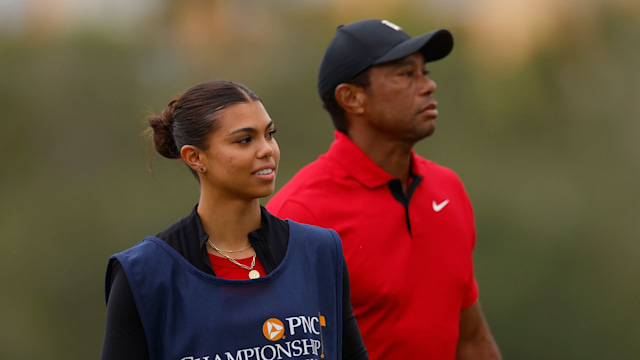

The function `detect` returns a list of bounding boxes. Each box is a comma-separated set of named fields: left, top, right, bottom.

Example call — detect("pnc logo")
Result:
left=262, top=314, right=328, bottom=342
left=262, top=318, right=285, bottom=341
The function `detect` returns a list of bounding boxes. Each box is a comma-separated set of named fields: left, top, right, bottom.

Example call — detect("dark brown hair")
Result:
left=321, top=69, right=370, bottom=134
left=148, top=80, right=260, bottom=177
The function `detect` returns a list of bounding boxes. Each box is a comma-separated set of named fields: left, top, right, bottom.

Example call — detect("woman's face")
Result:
left=200, top=101, right=280, bottom=200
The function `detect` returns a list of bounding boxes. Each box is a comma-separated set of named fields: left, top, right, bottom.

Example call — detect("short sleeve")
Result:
left=462, top=276, right=479, bottom=309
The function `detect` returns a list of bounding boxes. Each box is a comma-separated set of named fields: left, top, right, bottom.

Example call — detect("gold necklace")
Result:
left=206, top=240, right=252, bottom=253
left=207, top=240, right=260, bottom=279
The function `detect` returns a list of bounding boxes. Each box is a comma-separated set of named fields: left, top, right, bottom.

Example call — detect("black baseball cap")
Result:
left=318, top=19, right=454, bottom=101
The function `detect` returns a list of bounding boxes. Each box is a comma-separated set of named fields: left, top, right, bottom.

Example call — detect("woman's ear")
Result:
left=334, top=84, right=366, bottom=115
left=181, top=145, right=206, bottom=173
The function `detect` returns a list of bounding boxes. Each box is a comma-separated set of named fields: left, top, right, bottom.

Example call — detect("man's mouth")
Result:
left=420, top=103, right=438, bottom=117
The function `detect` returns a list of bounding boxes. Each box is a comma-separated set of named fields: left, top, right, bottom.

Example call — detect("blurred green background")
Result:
left=1, top=0, right=639, bottom=358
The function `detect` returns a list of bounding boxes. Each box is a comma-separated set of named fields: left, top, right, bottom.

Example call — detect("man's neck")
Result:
left=348, top=129, right=414, bottom=192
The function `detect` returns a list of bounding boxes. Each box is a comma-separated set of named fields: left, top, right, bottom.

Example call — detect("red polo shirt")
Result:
left=267, top=131, right=478, bottom=359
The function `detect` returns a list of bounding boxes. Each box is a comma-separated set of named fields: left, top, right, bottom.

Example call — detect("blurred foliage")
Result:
left=0, top=1, right=639, bottom=359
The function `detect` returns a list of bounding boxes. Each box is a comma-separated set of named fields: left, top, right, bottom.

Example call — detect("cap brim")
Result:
left=374, top=29, right=453, bottom=65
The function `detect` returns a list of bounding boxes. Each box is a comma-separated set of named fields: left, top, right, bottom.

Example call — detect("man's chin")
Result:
left=418, top=122, right=436, bottom=139
left=424, top=126, right=436, bottom=138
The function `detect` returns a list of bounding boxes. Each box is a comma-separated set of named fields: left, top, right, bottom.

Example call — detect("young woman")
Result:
left=101, top=81, right=368, bottom=360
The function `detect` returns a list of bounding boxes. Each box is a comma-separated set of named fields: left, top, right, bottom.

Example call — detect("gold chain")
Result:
left=207, top=240, right=256, bottom=271
left=206, top=240, right=252, bottom=253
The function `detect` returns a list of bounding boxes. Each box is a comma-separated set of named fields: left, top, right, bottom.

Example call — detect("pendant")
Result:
left=249, top=270, right=260, bottom=279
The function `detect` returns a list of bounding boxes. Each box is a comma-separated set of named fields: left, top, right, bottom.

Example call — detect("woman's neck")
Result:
left=197, top=193, right=262, bottom=251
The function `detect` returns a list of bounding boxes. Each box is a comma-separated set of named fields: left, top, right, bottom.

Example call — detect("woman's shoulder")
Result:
left=110, top=237, right=166, bottom=261
left=287, top=220, right=340, bottom=244
left=155, top=206, right=200, bottom=243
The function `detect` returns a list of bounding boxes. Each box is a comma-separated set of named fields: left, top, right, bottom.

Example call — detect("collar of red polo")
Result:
left=326, top=130, right=421, bottom=189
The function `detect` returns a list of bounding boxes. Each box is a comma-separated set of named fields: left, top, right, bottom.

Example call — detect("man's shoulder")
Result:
left=413, top=154, right=463, bottom=181
left=273, top=155, right=347, bottom=195
left=267, top=156, right=350, bottom=222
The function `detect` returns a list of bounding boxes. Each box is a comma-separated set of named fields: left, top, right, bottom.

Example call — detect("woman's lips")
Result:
left=252, top=167, right=276, bottom=180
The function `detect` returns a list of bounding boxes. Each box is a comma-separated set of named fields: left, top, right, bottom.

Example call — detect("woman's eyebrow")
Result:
left=227, top=127, right=256, bottom=136
left=226, top=121, right=274, bottom=136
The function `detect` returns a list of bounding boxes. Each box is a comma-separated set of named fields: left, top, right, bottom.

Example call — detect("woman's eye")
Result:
left=267, top=129, right=278, bottom=138
left=237, top=137, right=251, bottom=144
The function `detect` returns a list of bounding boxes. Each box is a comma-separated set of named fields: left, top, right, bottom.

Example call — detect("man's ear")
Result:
left=181, top=145, right=204, bottom=173
left=334, top=84, right=366, bottom=115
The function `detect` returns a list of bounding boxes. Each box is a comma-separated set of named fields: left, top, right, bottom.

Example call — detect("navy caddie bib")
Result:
left=106, top=221, right=343, bottom=360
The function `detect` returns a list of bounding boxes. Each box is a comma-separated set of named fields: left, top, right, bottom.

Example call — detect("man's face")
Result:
left=361, top=52, right=439, bottom=143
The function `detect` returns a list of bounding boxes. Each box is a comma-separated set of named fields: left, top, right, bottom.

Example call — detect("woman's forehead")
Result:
left=216, top=101, right=273, bottom=133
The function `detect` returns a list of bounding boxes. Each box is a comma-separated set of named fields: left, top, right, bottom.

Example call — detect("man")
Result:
left=267, top=19, right=501, bottom=359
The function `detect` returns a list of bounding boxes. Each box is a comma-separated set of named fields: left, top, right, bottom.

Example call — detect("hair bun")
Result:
left=148, top=97, right=181, bottom=159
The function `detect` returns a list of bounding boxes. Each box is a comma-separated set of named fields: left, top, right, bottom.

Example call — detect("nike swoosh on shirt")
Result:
left=432, top=199, right=450, bottom=212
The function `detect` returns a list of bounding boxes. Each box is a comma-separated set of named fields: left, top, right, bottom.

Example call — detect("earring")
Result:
left=199, top=167, right=205, bottom=172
